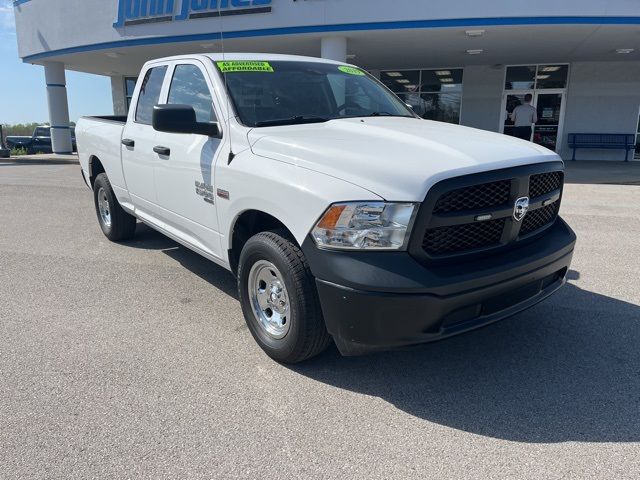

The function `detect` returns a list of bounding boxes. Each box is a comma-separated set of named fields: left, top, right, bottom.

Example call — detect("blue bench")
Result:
left=568, top=133, right=636, bottom=161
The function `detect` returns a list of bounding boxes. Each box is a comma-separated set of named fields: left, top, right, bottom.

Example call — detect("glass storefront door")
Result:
left=501, top=91, right=565, bottom=151
left=501, top=65, right=569, bottom=152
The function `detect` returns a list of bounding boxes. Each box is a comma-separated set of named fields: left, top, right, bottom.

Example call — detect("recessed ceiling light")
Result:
left=440, top=78, right=454, bottom=83
left=435, top=70, right=451, bottom=76
left=465, top=29, right=485, bottom=37
left=466, top=49, right=484, bottom=55
left=442, top=84, right=457, bottom=88
left=396, top=79, right=411, bottom=84
left=616, top=48, right=634, bottom=54
left=536, top=75, right=550, bottom=80
left=386, top=72, right=403, bottom=77
left=540, top=66, right=562, bottom=72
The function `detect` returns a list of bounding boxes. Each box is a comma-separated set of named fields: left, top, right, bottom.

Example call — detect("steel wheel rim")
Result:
left=248, top=260, right=291, bottom=339
left=97, top=187, right=112, bottom=228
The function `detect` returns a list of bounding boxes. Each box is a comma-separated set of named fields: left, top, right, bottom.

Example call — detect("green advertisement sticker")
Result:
left=338, top=66, right=365, bottom=76
left=216, top=61, right=274, bottom=73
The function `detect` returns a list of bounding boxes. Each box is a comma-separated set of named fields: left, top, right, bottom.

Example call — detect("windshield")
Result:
left=215, top=60, right=415, bottom=127
left=34, top=127, right=50, bottom=137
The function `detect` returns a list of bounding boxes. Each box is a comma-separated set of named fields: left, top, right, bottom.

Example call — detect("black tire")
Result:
left=93, top=173, right=136, bottom=241
left=238, top=230, right=331, bottom=363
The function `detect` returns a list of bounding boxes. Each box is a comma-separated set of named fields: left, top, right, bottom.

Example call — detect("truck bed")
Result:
left=82, top=115, right=128, bottom=124
left=76, top=115, right=127, bottom=189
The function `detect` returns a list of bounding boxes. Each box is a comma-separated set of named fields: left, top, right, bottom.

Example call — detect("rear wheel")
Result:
left=238, top=230, right=331, bottom=363
left=93, top=173, right=136, bottom=241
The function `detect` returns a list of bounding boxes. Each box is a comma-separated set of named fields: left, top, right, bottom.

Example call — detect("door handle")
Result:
left=153, top=146, right=170, bottom=156
left=121, top=138, right=135, bottom=148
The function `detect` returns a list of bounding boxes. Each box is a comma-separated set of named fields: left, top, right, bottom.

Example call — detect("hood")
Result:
left=247, top=117, right=560, bottom=201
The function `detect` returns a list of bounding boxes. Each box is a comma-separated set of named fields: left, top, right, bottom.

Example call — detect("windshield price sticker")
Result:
left=217, top=61, right=274, bottom=73
left=338, top=66, right=365, bottom=76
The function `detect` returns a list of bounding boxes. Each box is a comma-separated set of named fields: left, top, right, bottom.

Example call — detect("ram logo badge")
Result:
left=513, top=196, right=529, bottom=222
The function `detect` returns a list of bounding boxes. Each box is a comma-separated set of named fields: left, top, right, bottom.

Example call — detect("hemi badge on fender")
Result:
left=475, top=214, right=493, bottom=222
left=217, top=189, right=230, bottom=200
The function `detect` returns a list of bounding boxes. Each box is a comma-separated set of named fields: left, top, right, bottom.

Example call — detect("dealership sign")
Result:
left=114, top=0, right=272, bottom=27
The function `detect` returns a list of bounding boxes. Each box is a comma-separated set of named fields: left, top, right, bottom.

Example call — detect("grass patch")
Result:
left=10, top=147, right=29, bottom=156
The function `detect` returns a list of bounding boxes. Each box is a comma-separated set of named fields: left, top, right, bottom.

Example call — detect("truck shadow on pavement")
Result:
left=291, top=270, right=640, bottom=444
left=127, top=223, right=238, bottom=299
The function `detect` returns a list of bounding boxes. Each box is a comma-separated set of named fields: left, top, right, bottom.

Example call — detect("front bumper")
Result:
left=302, top=217, right=576, bottom=355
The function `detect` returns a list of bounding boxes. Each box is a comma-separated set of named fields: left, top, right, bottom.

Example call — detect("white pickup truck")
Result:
left=77, top=54, right=576, bottom=363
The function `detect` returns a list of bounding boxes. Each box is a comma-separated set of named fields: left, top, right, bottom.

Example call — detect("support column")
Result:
left=110, top=76, right=128, bottom=116
left=44, top=61, right=72, bottom=154
left=321, top=36, right=347, bottom=63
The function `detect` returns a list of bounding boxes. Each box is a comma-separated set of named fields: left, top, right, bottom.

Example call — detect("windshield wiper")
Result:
left=339, top=112, right=414, bottom=119
left=254, top=116, right=330, bottom=127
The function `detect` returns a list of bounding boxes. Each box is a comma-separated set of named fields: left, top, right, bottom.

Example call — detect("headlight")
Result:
left=311, top=202, right=417, bottom=250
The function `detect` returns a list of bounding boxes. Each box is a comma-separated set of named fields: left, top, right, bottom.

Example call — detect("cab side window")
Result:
left=135, top=66, right=167, bottom=124
left=168, top=64, right=216, bottom=123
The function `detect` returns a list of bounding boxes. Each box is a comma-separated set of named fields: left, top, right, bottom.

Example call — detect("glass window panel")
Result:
left=380, top=70, right=420, bottom=93
left=535, top=93, right=562, bottom=126
left=421, top=69, right=463, bottom=93
left=505, top=66, right=536, bottom=90
left=533, top=126, right=558, bottom=151
left=419, top=92, right=461, bottom=124
left=536, top=65, right=568, bottom=89
left=397, top=93, right=428, bottom=118
left=168, top=64, right=216, bottom=123
left=135, top=66, right=167, bottom=124
left=125, top=77, right=137, bottom=97
left=504, top=94, right=528, bottom=128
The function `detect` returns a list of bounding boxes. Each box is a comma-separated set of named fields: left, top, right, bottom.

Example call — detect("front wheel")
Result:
left=238, top=231, right=331, bottom=363
left=93, top=173, right=136, bottom=241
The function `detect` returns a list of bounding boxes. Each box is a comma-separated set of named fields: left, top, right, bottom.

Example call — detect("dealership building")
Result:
left=13, top=0, right=640, bottom=160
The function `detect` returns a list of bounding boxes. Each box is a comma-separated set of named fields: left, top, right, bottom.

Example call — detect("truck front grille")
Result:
left=423, top=218, right=506, bottom=255
left=415, top=165, right=564, bottom=261
left=520, top=201, right=559, bottom=236
left=529, top=171, right=562, bottom=199
left=433, top=180, right=511, bottom=214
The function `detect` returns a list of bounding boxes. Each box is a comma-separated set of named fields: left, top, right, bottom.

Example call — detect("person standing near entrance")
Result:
left=510, top=94, right=538, bottom=141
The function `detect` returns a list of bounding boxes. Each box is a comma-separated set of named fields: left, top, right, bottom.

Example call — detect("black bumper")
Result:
left=302, top=218, right=576, bottom=355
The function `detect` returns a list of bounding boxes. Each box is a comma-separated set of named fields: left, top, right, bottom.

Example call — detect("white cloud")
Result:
left=0, top=1, right=16, bottom=33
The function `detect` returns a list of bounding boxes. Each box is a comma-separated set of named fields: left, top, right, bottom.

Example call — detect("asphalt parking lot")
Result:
left=1, top=161, right=639, bottom=479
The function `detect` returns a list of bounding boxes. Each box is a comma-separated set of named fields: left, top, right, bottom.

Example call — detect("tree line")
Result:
left=2, top=122, right=76, bottom=137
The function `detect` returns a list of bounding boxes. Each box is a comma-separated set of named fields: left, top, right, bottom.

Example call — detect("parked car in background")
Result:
left=5, top=125, right=77, bottom=154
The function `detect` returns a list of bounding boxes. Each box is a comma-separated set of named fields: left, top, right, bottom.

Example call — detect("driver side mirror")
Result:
left=152, top=104, right=221, bottom=138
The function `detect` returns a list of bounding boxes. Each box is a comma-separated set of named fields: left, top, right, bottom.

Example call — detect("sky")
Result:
left=0, top=0, right=113, bottom=125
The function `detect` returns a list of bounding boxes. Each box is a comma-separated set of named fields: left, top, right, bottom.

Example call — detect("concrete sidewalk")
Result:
left=564, top=160, right=640, bottom=185
left=0, top=153, right=79, bottom=165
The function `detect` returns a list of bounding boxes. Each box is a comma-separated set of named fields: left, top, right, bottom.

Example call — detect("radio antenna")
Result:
left=218, top=5, right=235, bottom=164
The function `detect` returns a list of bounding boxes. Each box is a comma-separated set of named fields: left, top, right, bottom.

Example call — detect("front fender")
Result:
left=216, top=151, right=382, bottom=250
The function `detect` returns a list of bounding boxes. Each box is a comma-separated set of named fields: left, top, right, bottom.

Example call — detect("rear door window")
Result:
left=135, top=66, right=167, bottom=124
